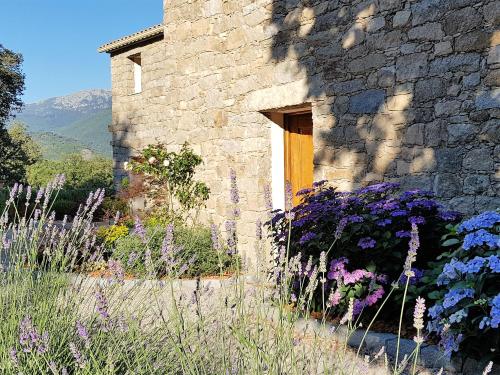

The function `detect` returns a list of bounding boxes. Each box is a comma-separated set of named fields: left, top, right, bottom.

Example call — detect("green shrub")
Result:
left=267, top=181, right=462, bottom=318
left=112, top=224, right=236, bottom=278
left=126, top=142, right=210, bottom=222
left=421, top=211, right=500, bottom=363
left=26, top=154, right=113, bottom=218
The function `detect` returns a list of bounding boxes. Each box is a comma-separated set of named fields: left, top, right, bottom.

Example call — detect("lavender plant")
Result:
left=0, top=175, right=440, bottom=374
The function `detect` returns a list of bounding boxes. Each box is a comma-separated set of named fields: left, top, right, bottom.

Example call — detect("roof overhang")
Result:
left=98, top=24, right=163, bottom=53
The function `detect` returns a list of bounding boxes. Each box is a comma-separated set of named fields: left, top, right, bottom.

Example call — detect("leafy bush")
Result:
left=424, top=211, right=500, bottom=363
left=112, top=222, right=236, bottom=278
left=96, top=224, right=129, bottom=248
left=126, top=142, right=209, bottom=222
left=26, top=154, right=113, bottom=218
left=267, top=181, right=461, bottom=317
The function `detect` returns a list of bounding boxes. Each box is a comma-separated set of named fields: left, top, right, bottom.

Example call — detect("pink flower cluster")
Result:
left=327, top=257, right=386, bottom=316
left=327, top=257, right=378, bottom=285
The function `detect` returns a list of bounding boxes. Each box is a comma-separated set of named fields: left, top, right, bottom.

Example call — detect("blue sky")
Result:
left=0, top=0, right=162, bottom=103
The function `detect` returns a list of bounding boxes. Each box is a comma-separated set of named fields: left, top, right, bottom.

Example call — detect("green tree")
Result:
left=27, top=154, right=113, bottom=190
left=0, top=44, right=24, bottom=128
left=0, top=122, right=41, bottom=184
left=0, top=44, right=28, bottom=184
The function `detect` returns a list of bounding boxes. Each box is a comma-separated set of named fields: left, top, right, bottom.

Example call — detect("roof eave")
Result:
left=98, top=24, right=164, bottom=54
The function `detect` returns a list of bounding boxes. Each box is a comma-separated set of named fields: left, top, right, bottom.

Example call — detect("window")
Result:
left=129, top=54, right=142, bottom=94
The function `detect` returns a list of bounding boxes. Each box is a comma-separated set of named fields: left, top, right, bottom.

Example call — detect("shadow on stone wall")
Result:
left=268, top=0, right=499, bottom=212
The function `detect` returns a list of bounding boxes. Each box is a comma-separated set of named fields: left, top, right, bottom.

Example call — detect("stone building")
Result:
left=99, top=0, right=499, bottom=266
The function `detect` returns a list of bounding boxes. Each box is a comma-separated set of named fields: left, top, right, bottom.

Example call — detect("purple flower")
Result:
left=391, top=209, right=408, bottom=217
left=375, top=218, right=392, bottom=227
left=161, top=224, right=175, bottom=262
left=229, top=169, right=239, bottom=205
left=264, top=185, right=273, bottom=210
left=9, top=348, right=18, bottom=367
left=312, top=180, right=327, bottom=187
left=403, top=223, right=420, bottom=277
left=406, top=199, right=438, bottom=210
left=133, top=216, right=147, bottom=243
left=211, top=224, right=220, bottom=251
left=255, top=219, right=262, bottom=241
left=108, top=259, right=124, bottom=284
left=76, top=321, right=90, bottom=348
left=285, top=181, right=293, bottom=212
left=225, top=220, right=237, bottom=255
left=438, top=210, right=461, bottom=222
left=128, top=252, right=138, bottom=267
left=364, top=287, right=385, bottom=306
left=399, top=268, right=424, bottom=285
left=297, top=187, right=313, bottom=196
left=69, top=342, right=86, bottom=368
left=355, top=182, right=399, bottom=195
left=334, top=217, right=348, bottom=239
left=396, top=230, right=411, bottom=238
left=346, top=215, right=363, bottom=223
left=299, top=231, right=316, bottom=245
left=409, top=216, right=425, bottom=225
left=358, top=237, right=376, bottom=249
left=95, top=288, right=110, bottom=320
left=19, top=316, right=48, bottom=354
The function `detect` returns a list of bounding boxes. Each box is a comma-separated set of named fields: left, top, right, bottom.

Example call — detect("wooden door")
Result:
left=284, top=113, right=313, bottom=206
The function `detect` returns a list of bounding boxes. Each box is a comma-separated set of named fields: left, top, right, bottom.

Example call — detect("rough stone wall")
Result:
left=109, top=0, right=499, bottom=267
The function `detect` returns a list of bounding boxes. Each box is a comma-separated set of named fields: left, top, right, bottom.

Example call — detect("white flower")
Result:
left=319, top=251, right=327, bottom=273
left=148, top=157, right=157, bottom=164
left=482, top=361, right=493, bottom=375
left=123, top=162, right=129, bottom=170
left=163, top=159, right=169, bottom=167
left=413, top=296, right=426, bottom=331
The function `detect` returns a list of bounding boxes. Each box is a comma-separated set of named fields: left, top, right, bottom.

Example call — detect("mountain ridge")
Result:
left=13, top=89, right=112, bottom=159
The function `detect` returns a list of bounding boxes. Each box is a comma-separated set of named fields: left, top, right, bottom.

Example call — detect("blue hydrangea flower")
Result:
left=479, top=316, right=491, bottom=329
left=440, top=332, right=463, bottom=358
left=462, top=229, right=499, bottom=250
left=437, top=259, right=467, bottom=286
left=428, top=304, right=444, bottom=319
left=458, top=211, right=500, bottom=233
left=442, top=288, right=474, bottom=309
left=449, top=309, right=467, bottom=324
left=464, top=256, right=486, bottom=274
left=488, top=255, right=500, bottom=273
left=490, top=293, right=500, bottom=329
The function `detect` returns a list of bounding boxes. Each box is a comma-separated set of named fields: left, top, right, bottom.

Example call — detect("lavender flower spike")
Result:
left=69, top=342, right=87, bottom=369
left=76, top=321, right=90, bottom=348
left=95, top=288, right=110, bottom=320
left=161, top=223, right=174, bottom=262
left=413, top=296, right=426, bottom=344
left=133, top=216, right=147, bottom=244
left=403, top=223, right=420, bottom=277
left=229, top=168, right=239, bottom=205
left=211, top=224, right=220, bottom=251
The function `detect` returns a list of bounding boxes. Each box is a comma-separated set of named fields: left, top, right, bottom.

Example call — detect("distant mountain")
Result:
left=13, top=89, right=112, bottom=159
